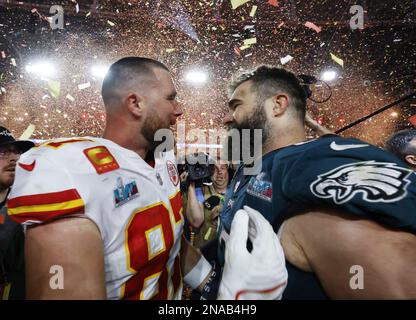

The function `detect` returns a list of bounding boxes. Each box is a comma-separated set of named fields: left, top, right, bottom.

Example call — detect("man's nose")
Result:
left=174, top=101, right=183, bottom=118
left=223, top=112, right=234, bottom=126
left=8, top=153, right=20, bottom=162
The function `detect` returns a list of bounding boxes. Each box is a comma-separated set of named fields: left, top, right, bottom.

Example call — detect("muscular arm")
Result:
left=185, top=184, right=205, bottom=228
left=25, top=217, right=106, bottom=299
left=280, top=209, right=416, bottom=299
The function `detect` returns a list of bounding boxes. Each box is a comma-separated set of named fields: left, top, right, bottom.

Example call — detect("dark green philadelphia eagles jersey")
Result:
left=217, top=134, right=416, bottom=299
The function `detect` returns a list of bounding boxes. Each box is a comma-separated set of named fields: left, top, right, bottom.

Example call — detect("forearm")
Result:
left=185, top=186, right=205, bottom=228
left=180, top=236, right=213, bottom=292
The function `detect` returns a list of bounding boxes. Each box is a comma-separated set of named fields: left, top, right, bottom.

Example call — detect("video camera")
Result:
left=177, top=152, right=216, bottom=190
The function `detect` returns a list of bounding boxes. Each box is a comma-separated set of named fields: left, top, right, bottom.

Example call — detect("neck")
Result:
left=214, top=184, right=227, bottom=193
left=103, top=118, right=149, bottom=159
left=0, top=187, right=9, bottom=203
left=263, top=121, right=306, bottom=156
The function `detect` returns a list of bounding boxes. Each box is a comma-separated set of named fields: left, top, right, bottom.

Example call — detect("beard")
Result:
left=141, top=111, right=172, bottom=152
left=223, top=104, right=271, bottom=163
left=0, top=170, right=14, bottom=190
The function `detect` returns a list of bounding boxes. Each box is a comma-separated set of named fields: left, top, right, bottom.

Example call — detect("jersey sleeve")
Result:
left=7, top=147, right=86, bottom=226
left=276, top=137, right=416, bottom=233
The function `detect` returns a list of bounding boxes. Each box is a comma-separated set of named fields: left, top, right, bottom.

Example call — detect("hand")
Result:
left=218, top=205, right=288, bottom=300
left=180, top=171, right=189, bottom=183
left=211, top=206, right=221, bottom=220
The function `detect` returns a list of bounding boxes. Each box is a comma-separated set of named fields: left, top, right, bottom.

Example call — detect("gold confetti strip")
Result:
left=230, top=0, right=251, bottom=10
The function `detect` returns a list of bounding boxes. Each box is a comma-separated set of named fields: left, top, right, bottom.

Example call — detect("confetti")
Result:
left=409, top=115, right=416, bottom=126
left=249, top=5, right=257, bottom=17
left=19, top=124, right=36, bottom=140
left=280, top=55, right=294, bottom=65
left=10, top=58, right=16, bottom=66
left=268, top=0, right=279, bottom=7
left=78, top=82, right=91, bottom=90
left=66, top=94, right=75, bottom=102
left=107, top=20, right=115, bottom=27
left=304, top=21, right=322, bottom=33
left=243, top=37, right=257, bottom=45
left=48, top=80, right=61, bottom=98
left=330, top=53, right=344, bottom=67
left=0, top=1, right=411, bottom=147
left=230, top=0, right=251, bottom=10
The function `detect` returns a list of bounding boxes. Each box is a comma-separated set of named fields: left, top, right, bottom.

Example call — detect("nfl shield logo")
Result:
left=166, top=161, right=179, bottom=186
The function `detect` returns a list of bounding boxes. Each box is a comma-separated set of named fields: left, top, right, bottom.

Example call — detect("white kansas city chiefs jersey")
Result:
left=7, top=137, right=184, bottom=300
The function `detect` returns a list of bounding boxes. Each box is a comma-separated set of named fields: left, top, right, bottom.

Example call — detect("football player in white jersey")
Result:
left=7, top=57, right=287, bottom=300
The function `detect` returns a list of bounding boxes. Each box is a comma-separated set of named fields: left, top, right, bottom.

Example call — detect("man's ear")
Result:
left=405, top=154, right=416, bottom=166
left=270, top=93, right=289, bottom=117
left=125, top=93, right=144, bottom=117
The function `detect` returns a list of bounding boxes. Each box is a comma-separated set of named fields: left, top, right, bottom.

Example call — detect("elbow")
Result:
left=189, top=215, right=204, bottom=229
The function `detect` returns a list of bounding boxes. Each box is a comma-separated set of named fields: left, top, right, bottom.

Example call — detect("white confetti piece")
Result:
left=243, top=37, right=257, bottom=45
left=78, top=82, right=91, bottom=90
left=19, top=124, right=36, bottom=140
left=280, top=55, right=294, bottom=65
left=249, top=5, right=257, bottom=17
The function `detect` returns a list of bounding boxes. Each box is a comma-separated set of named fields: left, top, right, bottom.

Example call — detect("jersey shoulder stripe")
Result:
left=7, top=189, right=85, bottom=223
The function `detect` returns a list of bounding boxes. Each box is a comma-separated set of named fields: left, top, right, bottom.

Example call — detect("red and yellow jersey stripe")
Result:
left=7, top=189, right=85, bottom=224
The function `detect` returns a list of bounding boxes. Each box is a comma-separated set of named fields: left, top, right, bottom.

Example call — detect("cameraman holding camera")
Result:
left=180, top=154, right=230, bottom=249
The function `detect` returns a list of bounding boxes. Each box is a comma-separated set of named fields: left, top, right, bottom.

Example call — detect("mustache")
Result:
left=3, top=164, right=16, bottom=171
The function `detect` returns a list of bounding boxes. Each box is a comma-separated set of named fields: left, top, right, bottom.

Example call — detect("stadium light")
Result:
left=25, top=61, right=56, bottom=77
left=320, top=70, right=338, bottom=82
left=185, top=69, right=208, bottom=85
left=91, top=65, right=110, bottom=78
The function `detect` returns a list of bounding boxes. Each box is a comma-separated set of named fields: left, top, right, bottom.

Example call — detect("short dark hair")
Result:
left=101, top=57, right=169, bottom=107
left=385, top=129, right=416, bottom=160
left=228, top=65, right=307, bottom=121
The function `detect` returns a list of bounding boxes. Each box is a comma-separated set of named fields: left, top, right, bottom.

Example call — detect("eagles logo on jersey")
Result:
left=218, top=135, right=416, bottom=269
left=310, top=161, right=413, bottom=204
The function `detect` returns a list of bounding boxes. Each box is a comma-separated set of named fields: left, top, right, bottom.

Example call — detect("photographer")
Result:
left=180, top=154, right=230, bottom=249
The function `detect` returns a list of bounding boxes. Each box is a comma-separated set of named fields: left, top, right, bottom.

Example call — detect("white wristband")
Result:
left=183, top=256, right=212, bottom=289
